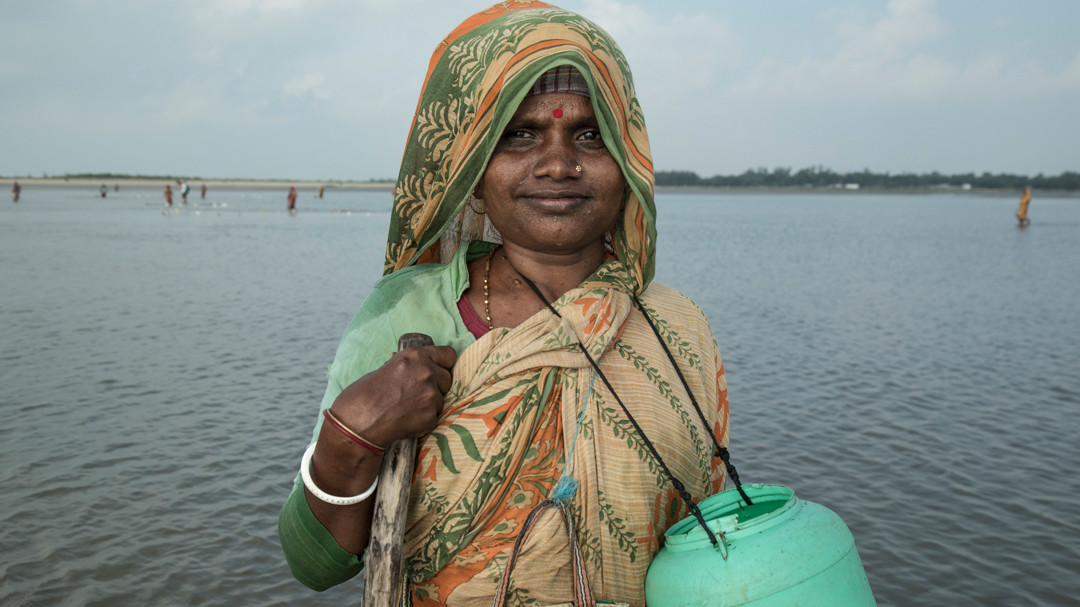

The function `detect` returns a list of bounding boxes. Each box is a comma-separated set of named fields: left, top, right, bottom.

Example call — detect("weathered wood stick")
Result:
left=363, top=332, right=433, bottom=607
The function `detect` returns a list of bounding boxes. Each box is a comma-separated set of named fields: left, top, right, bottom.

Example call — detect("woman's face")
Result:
left=475, top=92, right=626, bottom=256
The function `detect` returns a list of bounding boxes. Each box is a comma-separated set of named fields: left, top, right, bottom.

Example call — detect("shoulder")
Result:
left=635, top=282, right=720, bottom=358
left=340, top=261, right=463, bottom=352
left=367, top=261, right=459, bottom=312
left=329, top=255, right=474, bottom=387
left=639, top=282, right=710, bottom=326
left=364, top=242, right=483, bottom=324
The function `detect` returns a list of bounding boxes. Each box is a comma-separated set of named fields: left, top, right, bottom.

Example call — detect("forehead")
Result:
left=511, top=93, right=595, bottom=120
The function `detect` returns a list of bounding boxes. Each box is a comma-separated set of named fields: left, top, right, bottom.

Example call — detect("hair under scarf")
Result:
left=383, top=1, right=657, bottom=294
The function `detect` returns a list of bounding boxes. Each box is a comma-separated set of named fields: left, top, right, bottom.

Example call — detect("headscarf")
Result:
left=384, top=1, right=656, bottom=295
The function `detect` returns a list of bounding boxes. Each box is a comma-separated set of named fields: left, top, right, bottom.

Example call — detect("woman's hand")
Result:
left=303, top=344, right=457, bottom=555
left=330, top=345, right=458, bottom=447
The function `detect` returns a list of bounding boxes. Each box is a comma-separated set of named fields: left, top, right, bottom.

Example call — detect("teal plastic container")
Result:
left=645, top=484, right=876, bottom=606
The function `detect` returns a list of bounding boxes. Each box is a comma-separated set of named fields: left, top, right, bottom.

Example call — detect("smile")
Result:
left=519, top=194, right=589, bottom=213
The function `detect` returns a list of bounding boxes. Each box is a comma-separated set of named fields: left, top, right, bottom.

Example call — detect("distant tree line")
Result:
left=656, top=167, right=1080, bottom=191
left=13, top=169, right=1077, bottom=191
left=60, top=172, right=188, bottom=181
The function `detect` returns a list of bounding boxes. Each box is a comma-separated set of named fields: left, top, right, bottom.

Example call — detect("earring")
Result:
left=603, top=231, right=615, bottom=254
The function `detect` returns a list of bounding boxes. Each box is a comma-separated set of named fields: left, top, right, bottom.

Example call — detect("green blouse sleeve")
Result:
left=278, top=486, right=365, bottom=591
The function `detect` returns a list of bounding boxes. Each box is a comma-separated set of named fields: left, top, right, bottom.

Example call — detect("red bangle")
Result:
left=322, top=408, right=386, bottom=455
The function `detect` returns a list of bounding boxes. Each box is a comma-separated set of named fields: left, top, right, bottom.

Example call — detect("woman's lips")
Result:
left=519, top=191, right=589, bottom=212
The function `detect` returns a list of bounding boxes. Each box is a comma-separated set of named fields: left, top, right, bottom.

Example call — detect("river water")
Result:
left=1, top=186, right=1078, bottom=606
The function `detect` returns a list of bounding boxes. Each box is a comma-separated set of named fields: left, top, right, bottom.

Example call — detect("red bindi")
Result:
left=553, top=108, right=563, bottom=119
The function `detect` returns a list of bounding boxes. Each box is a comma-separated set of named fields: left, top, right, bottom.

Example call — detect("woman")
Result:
left=279, top=3, right=731, bottom=605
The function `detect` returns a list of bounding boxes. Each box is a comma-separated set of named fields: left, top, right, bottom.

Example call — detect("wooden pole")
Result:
left=363, top=332, right=433, bottom=607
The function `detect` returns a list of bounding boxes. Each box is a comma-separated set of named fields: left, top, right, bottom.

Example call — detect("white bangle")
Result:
left=300, top=442, right=379, bottom=506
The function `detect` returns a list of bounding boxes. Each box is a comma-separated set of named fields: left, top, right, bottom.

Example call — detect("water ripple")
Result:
left=2, top=190, right=1079, bottom=605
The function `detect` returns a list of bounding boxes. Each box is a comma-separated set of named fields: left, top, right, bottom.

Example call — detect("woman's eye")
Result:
left=495, top=128, right=534, bottom=151
left=504, top=129, right=532, bottom=140
left=578, top=130, right=603, bottom=143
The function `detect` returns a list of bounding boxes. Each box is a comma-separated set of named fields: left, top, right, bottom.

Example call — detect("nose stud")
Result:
left=575, top=165, right=582, bottom=173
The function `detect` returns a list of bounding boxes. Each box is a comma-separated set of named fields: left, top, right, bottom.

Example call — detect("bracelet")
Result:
left=322, top=408, right=386, bottom=455
left=300, top=442, right=379, bottom=506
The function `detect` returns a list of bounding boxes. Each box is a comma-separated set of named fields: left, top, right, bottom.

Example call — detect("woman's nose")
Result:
left=533, top=136, right=580, bottom=180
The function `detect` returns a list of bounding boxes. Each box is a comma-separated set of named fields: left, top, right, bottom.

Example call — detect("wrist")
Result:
left=323, top=408, right=386, bottom=455
left=311, top=426, right=382, bottom=494
left=328, top=387, right=398, bottom=447
left=302, top=443, right=379, bottom=506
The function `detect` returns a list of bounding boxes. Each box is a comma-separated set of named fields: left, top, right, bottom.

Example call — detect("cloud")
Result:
left=580, top=0, right=652, bottom=37
left=848, top=0, right=942, bottom=61
left=1062, top=51, right=1080, bottom=89
left=728, top=0, right=949, bottom=101
left=725, top=0, right=1080, bottom=104
left=185, top=0, right=330, bottom=67
left=192, top=0, right=314, bottom=21
left=282, top=73, right=330, bottom=101
left=580, top=0, right=739, bottom=101
left=146, top=83, right=265, bottom=127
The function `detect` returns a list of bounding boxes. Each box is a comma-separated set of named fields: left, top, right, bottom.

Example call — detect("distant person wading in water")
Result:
left=12, top=181, right=20, bottom=202
left=164, top=185, right=173, bottom=207
left=288, top=186, right=298, bottom=212
left=1017, top=187, right=1032, bottom=227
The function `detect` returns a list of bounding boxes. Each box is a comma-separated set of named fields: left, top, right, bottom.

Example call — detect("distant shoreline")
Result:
left=3, top=178, right=1074, bottom=197
left=654, top=185, right=1069, bottom=197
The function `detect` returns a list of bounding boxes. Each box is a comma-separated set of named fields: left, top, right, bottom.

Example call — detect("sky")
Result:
left=1, top=0, right=1077, bottom=181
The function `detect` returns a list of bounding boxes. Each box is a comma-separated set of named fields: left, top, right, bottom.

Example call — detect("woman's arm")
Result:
left=303, top=345, right=457, bottom=554
left=279, top=343, right=456, bottom=589
left=280, top=256, right=476, bottom=589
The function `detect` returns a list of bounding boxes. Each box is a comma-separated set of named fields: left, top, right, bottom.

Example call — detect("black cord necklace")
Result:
left=515, top=271, right=752, bottom=547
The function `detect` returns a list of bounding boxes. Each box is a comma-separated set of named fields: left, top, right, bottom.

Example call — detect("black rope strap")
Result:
left=631, top=295, right=753, bottom=507
left=517, top=275, right=747, bottom=546
left=573, top=338, right=720, bottom=547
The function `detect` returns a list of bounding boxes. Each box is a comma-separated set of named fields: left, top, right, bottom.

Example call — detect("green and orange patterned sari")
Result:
left=384, top=3, right=729, bottom=605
